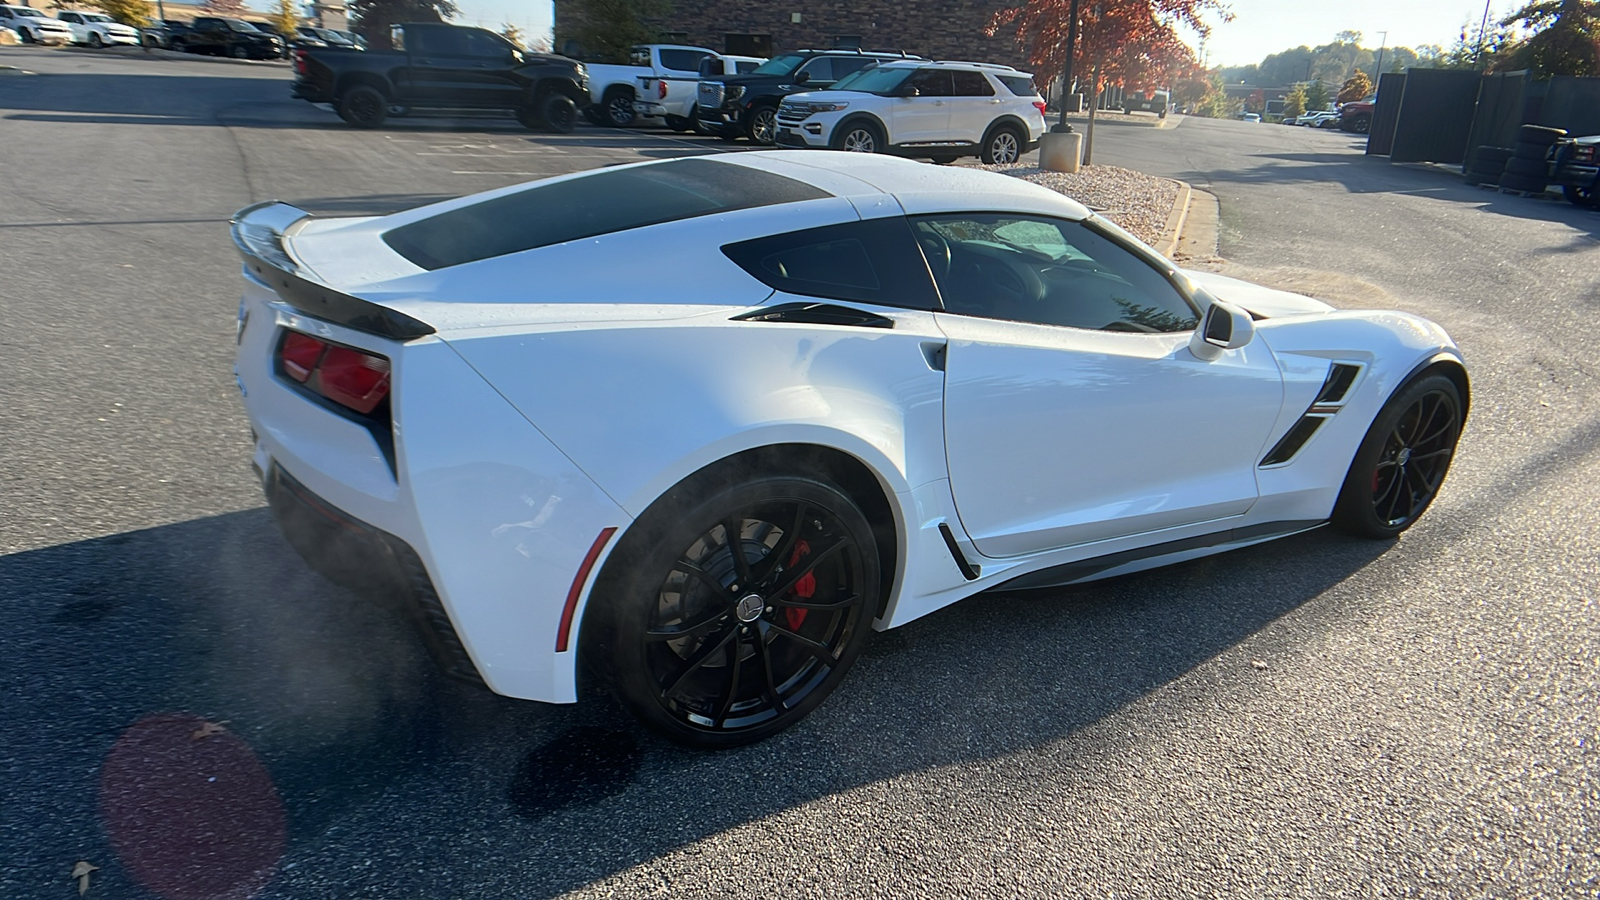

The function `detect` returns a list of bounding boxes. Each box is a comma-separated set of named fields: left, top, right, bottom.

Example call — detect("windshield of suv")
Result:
left=6, top=6, right=45, bottom=17
left=228, top=20, right=261, bottom=33
left=750, top=54, right=804, bottom=76
left=829, top=66, right=911, bottom=94
left=83, top=12, right=113, bottom=21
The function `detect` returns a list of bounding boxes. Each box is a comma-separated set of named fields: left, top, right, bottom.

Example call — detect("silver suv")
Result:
left=774, top=61, right=1047, bottom=164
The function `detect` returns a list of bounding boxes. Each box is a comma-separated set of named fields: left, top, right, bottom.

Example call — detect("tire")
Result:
left=602, top=87, right=635, bottom=127
left=336, top=84, right=388, bottom=128
left=1474, top=145, right=1514, bottom=166
left=231, top=44, right=249, bottom=59
left=746, top=104, right=778, bottom=145
left=689, top=105, right=708, bottom=135
left=1499, top=172, right=1549, bottom=193
left=981, top=125, right=1023, bottom=165
left=832, top=120, right=883, bottom=153
left=18, top=28, right=32, bottom=43
left=1564, top=184, right=1598, bottom=208
left=1512, top=141, right=1551, bottom=161
left=1332, top=373, right=1463, bottom=539
left=929, top=154, right=958, bottom=165
left=1518, top=124, right=1567, bottom=146
left=1347, top=114, right=1371, bottom=135
left=1504, top=156, right=1550, bottom=177
left=540, top=93, right=576, bottom=133
left=588, top=470, right=881, bottom=749
left=89, top=32, right=103, bottom=48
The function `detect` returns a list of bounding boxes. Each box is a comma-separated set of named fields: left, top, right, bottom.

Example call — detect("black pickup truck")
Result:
left=291, top=23, right=590, bottom=132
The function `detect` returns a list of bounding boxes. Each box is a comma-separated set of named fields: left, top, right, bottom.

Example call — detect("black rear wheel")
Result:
left=1332, top=374, right=1463, bottom=539
left=591, top=473, right=880, bottom=748
left=337, top=85, right=388, bottom=128
left=603, top=87, right=635, bottom=127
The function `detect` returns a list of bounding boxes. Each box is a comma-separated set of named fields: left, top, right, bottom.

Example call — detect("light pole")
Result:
left=1053, top=0, right=1082, bottom=132
left=1475, top=0, right=1493, bottom=69
left=1372, top=30, right=1388, bottom=87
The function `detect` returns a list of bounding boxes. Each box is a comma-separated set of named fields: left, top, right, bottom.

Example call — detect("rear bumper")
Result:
left=1558, top=162, right=1600, bottom=190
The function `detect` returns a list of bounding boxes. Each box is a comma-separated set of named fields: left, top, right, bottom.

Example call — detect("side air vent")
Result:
left=1315, top=363, right=1361, bottom=404
left=1260, top=416, right=1326, bottom=467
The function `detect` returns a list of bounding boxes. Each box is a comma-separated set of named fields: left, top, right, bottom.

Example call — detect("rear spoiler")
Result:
left=230, top=201, right=435, bottom=340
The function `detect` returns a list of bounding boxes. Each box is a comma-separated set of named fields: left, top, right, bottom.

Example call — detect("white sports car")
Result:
left=232, top=152, right=1468, bottom=748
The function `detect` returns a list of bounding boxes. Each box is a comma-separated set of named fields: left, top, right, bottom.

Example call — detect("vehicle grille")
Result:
left=777, top=103, right=810, bottom=124
left=698, top=81, right=724, bottom=109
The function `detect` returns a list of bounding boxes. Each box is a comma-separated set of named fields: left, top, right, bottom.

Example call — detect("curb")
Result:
left=1155, top=179, right=1192, bottom=259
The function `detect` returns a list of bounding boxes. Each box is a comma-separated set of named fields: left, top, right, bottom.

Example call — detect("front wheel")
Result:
left=602, top=87, right=635, bottom=127
left=746, top=105, right=778, bottom=145
left=982, top=126, right=1023, bottom=165
left=336, top=85, right=388, bottom=128
left=590, top=472, right=881, bottom=749
left=230, top=44, right=249, bottom=59
left=834, top=121, right=882, bottom=153
left=540, top=94, right=576, bottom=133
left=1564, top=184, right=1597, bottom=208
left=1332, top=373, right=1463, bottom=539
left=89, top=32, right=104, bottom=48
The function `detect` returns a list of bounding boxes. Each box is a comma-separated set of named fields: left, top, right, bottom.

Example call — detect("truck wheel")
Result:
left=1350, top=114, right=1372, bottom=134
left=541, top=94, right=577, bottom=133
left=747, top=105, right=778, bottom=144
left=89, top=32, right=104, bottom=48
left=337, top=85, right=388, bottom=128
left=1564, top=184, right=1598, bottom=208
left=603, top=87, right=636, bottom=127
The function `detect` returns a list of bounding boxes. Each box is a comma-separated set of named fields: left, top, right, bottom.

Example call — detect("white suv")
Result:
left=774, top=61, right=1047, bottom=165
left=57, top=11, right=140, bottom=47
left=0, top=4, right=72, bottom=44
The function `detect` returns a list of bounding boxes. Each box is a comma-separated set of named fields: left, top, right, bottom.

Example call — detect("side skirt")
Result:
left=990, top=519, right=1327, bottom=592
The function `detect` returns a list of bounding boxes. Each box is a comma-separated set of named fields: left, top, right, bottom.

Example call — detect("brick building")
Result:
left=554, top=0, right=1034, bottom=71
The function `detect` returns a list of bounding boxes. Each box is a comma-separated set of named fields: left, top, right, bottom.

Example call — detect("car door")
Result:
left=917, top=213, right=1285, bottom=558
left=948, top=70, right=1000, bottom=143
left=890, top=69, right=952, bottom=144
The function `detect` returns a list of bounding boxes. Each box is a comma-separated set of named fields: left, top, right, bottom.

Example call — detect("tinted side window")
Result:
left=723, top=217, right=940, bottom=310
left=659, top=48, right=708, bottom=73
left=796, top=56, right=835, bottom=82
left=736, top=60, right=759, bottom=74
left=912, top=214, right=1198, bottom=332
left=951, top=71, right=995, bottom=97
left=830, top=56, right=876, bottom=79
left=413, top=26, right=468, bottom=56
left=465, top=29, right=510, bottom=58
left=998, top=75, right=1040, bottom=96
left=907, top=69, right=953, bottom=97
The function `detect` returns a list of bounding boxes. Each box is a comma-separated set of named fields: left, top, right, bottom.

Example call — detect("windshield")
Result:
left=750, top=54, right=804, bottom=76
left=318, top=29, right=355, bottom=45
left=84, top=12, right=112, bottom=21
left=228, top=20, right=260, bottom=32
left=7, top=6, right=44, bottom=16
left=829, top=66, right=910, bottom=94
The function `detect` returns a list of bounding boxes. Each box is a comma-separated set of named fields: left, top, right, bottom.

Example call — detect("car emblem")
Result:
left=736, top=593, right=764, bottom=623
left=1397, top=448, right=1412, bottom=466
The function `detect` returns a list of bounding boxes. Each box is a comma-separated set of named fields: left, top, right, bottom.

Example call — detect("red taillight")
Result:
left=279, top=331, right=325, bottom=382
left=1033, top=100, right=1048, bottom=117
left=1576, top=145, right=1595, bottom=162
left=657, top=79, right=668, bottom=99
left=277, top=330, right=391, bottom=415
left=294, top=48, right=308, bottom=75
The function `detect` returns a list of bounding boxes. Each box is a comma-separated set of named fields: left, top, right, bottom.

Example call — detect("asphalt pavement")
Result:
left=1, top=46, right=1596, bottom=899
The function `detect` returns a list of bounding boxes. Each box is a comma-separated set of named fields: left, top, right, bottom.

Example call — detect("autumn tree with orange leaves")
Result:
left=990, top=0, right=1227, bottom=159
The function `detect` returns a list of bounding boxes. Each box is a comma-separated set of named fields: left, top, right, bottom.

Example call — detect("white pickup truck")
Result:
left=584, top=44, right=714, bottom=127
left=634, top=53, right=764, bottom=132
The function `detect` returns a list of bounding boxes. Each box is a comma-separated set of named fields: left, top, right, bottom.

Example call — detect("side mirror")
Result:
left=1189, top=299, right=1254, bottom=361
left=896, top=84, right=921, bottom=98
left=794, top=71, right=811, bottom=84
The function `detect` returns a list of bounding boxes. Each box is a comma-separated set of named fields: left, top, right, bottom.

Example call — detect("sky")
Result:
left=355, top=0, right=1506, bottom=64
left=1182, top=0, right=1513, bottom=67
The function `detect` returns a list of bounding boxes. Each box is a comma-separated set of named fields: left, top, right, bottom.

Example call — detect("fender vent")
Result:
left=1316, top=363, right=1361, bottom=404
left=1260, top=415, right=1326, bottom=467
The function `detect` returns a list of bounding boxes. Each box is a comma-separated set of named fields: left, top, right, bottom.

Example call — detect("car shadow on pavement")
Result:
left=0, top=505, right=1396, bottom=897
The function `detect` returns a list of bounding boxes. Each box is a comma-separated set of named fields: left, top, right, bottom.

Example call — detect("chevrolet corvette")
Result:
left=231, top=152, right=1467, bottom=747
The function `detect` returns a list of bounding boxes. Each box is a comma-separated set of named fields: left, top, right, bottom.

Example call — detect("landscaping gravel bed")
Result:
left=974, top=163, right=1181, bottom=246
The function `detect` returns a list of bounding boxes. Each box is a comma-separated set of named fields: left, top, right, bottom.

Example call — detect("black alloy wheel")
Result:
left=541, top=94, right=577, bottom=133
left=748, top=106, right=778, bottom=145
left=593, top=474, right=879, bottom=748
left=231, top=44, right=249, bottom=59
left=1333, top=374, right=1463, bottom=539
left=337, top=85, right=388, bottom=128
left=1350, top=114, right=1372, bottom=135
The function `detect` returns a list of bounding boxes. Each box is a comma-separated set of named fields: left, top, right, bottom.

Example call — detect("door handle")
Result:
left=934, top=100, right=944, bottom=106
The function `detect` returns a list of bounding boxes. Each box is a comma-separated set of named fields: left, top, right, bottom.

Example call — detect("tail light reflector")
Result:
left=275, top=330, right=391, bottom=415
left=1033, top=100, right=1048, bottom=117
left=294, top=48, right=308, bottom=75
left=657, top=79, right=668, bottom=99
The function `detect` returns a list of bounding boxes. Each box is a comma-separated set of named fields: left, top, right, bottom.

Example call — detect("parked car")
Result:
left=0, top=5, right=72, bottom=44
left=140, top=19, right=191, bottom=49
left=56, top=11, right=140, bottom=47
left=175, top=17, right=285, bottom=59
left=775, top=60, right=1046, bottom=165
left=299, top=25, right=361, bottom=49
left=231, top=151, right=1469, bottom=748
left=634, top=53, right=764, bottom=132
left=290, top=22, right=589, bottom=132
left=255, top=22, right=323, bottom=49
left=699, top=49, right=925, bottom=144
left=1297, top=111, right=1339, bottom=128
left=1339, top=96, right=1376, bottom=134
left=584, top=44, right=714, bottom=127
left=1241, top=112, right=1261, bottom=123
left=1123, top=89, right=1169, bottom=117
left=1554, top=135, right=1600, bottom=207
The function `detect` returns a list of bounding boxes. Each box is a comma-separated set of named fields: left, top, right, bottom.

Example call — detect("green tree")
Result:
left=1282, top=83, right=1307, bottom=117
left=1498, top=0, right=1600, bottom=77
left=1338, top=70, right=1373, bottom=102
left=556, top=0, right=670, bottom=63
left=273, top=0, right=300, bottom=40
left=1305, top=79, right=1329, bottom=110
left=350, top=0, right=458, bottom=49
left=1194, top=73, right=1240, bottom=117
left=98, top=0, right=152, bottom=27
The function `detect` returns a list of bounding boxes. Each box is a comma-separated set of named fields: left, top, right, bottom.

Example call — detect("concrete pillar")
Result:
left=1039, top=131, right=1082, bottom=173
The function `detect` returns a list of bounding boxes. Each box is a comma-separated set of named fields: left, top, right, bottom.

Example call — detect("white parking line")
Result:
left=450, top=171, right=550, bottom=176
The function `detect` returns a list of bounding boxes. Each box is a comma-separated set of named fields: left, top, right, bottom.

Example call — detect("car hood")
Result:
left=1184, top=270, right=1335, bottom=318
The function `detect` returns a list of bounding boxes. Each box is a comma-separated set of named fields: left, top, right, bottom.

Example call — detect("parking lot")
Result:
left=3, top=43, right=1598, bottom=899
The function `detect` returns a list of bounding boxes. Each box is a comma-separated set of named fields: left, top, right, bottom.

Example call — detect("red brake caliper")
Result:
left=785, top=539, right=813, bottom=630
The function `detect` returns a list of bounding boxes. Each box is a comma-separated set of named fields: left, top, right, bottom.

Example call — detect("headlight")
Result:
left=725, top=85, right=744, bottom=101
left=806, top=102, right=849, bottom=113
